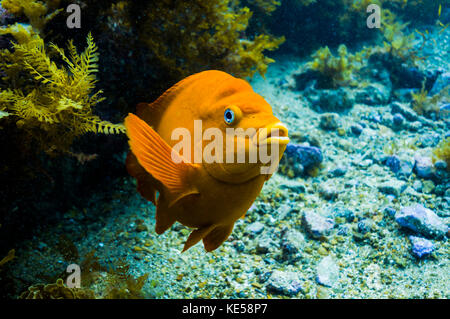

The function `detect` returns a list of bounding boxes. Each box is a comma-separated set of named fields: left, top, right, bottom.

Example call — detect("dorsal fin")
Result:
left=135, top=71, right=216, bottom=126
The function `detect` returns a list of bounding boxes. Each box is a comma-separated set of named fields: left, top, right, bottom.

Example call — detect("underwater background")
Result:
left=0, top=0, right=449, bottom=299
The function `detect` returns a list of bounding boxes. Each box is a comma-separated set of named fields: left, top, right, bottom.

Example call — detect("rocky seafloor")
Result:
left=5, top=27, right=450, bottom=299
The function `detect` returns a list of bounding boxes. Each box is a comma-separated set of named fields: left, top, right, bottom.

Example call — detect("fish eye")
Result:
left=224, top=108, right=235, bottom=125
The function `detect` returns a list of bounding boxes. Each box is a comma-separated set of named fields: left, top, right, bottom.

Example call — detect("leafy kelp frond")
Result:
left=0, top=25, right=124, bottom=155
left=0, top=0, right=62, bottom=33
left=411, top=80, right=449, bottom=118
left=306, top=44, right=370, bottom=88
left=432, top=138, right=450, bottom=170
left=139, top=0, right=285, bottom=78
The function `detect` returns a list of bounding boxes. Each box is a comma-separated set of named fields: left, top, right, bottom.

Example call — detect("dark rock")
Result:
left=392, top=113, right=405, bottom=127
left=391, top=102, right=418, bottom=121
left=354, top=83, right=390, bottom=106
left=351, top=124, right=363, bottom=136
left=385, top=155, right=401, bottom=173
left=384, top=207, right=397, bottom=218
left=434, top=160, right=447, bottom=171
left=282, top=143, right=323, bottom=170
left=430, top=72, right=450, bottom=96
left=306, top=88, right=355, bottom=112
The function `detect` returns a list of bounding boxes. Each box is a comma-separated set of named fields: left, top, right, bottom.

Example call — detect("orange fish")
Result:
left=125, top=70, right=289, bottom=252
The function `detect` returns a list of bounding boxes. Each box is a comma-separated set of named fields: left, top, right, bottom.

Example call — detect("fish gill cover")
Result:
left=0, top=0, right=448, bottom=300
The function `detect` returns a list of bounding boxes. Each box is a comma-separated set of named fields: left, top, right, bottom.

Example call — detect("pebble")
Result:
left=303, top=211, right=335, bottom=239
left=413, top=155, right=435, bottom=179
left=350, top=124, right=363, bottom=136
left=422, top=180, right=435, bottom=194
left=281, top=229, right=305, bottom=256
left=319, top=113, right=340, bottom=130
left=307, top=87, right=355, bottom=112
left=413, top=180, right=423, bottom=192
left=434, top=160, right=447, bottom=171
left=392, top=113, right=405, bottom=127
left=266, top=270, right=305, bottom=296
left=256, top=238, right=273, bottom=254
left=316, top=256, right=339, bottom=288
left=247, top=222, right=264, bottom=235
left=409, top=236, right=435, bottom=258
left=378, top=180, right=406, bottom=197
left=391, top=102, right=418, bottom=121
left=429, top=72, right=450, bottom=96
left=319, top=184, right=339, bottom=200
left=395, top=204, right=448, bottom=239
left=384, top=207, right=397, bottom=218
left=283, top=143, right=323, bottom=170
left=279, top=180, right=306, bottom=193
left=357, top=219, right=375, bottom=234
left=384, top=155, right=413, bottom=177
left=328, top=165, right=348, bottom=177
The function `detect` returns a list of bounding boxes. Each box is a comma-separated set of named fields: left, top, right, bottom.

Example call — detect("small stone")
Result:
left=434, top=160, right=447, bottom=171
left=391, top=102, right=418, bottom=121
left=135, top=224, right=147, bottom=232
left=385, top=155, right=401, bottom=173
left=234, top=240, right=245, bottom=252
left=422, top=180, right=435, bottom=194
left=351, top=124, right=363, bottom=136
left=266, top=270, right=305, bottom=296
left=316, top=256, right=339, bottom=288
left=393, top=113, right=405, bottom=127
left=303, top=211, right=335, bottom=239
left=409, top=236, right=435, bottom=258
left=332, top=207, right=355, bottom=222
left=319, top=113, right=340, bottom=130
left=413, top=180, right=423, bottom=192
left=279, top=180, right=306, bottom=193
left=413, top=155, right=435, bottom=179
left=306, top=87, right=355, bottom=112
left=247, top=222, right=264, bottom=235
left=378, top=180, right=407, bottom=197
left=281, top=229, right=305, bottom=256
left=256, top=238, right=273, bottom=254
left=319, top=184, right=339, bottom=200
left=384, top=207, right=396, bottom=218
left=408, top=121, right=422, bottom=132
left=328, top=166, right=347, bottom=177
left=282, top=143, right=323, bottom=170
left=395, top=204, right=448, bottom=239
left=357, top=219, right=375, bottom=234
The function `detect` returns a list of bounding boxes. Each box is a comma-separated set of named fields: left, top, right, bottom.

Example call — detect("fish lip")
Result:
left=254, top=122, right=290, bottom=146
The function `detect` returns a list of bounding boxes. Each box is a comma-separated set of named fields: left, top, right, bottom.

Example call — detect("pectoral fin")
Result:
left=124, top=113, right=199, bottom=200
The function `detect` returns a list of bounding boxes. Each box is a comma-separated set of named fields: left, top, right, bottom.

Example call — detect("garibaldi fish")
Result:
left=125, top=70, right=289, bottom=252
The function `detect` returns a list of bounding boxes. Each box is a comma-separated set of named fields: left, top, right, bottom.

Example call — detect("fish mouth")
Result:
left=255, top=122, right=290, bottom=146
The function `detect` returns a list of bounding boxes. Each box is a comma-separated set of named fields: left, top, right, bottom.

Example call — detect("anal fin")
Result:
left=182, top=225, right=215, bottom=252
left=203, top=224, right=234, bottom=252
left=155, top=205, right=176, bottom=234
